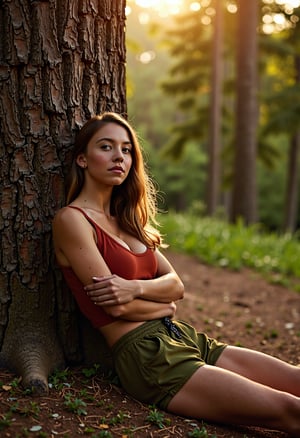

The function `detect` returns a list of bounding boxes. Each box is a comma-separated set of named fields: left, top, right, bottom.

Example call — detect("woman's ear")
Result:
left=76, top=154, right=87, bottom=169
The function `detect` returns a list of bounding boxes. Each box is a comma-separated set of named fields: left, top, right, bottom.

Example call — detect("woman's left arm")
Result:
left=85, top=249, right=184, bottom=306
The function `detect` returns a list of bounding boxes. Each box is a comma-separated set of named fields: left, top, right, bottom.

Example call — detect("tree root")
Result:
left=0, top=335, right=65, bottom=396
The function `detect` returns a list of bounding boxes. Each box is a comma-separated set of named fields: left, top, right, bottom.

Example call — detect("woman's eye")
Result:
left=101, top=144, right=111, bottom=150
left=123, top=147, right=132, bottom=154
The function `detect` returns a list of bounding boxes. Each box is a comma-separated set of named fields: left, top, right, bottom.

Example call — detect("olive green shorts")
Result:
left=111, top=319, right=227, bottom=410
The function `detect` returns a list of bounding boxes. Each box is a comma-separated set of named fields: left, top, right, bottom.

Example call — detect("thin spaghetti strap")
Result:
left=67, top=205, right=87, bottom=215
left=66, top=205, right=98, bottom=228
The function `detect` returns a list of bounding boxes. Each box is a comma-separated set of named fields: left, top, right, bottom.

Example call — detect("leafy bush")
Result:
left=159, top=213, right=300, bottom=288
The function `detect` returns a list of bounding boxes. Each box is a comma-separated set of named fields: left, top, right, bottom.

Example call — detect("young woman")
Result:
left=53, top=112, right=300, bottom=436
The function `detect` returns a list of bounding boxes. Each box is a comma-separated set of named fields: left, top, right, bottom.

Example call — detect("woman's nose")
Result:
left=112, top=147, right=124, bottom=162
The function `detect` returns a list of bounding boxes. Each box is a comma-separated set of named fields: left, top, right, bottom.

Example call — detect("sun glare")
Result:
left=127, top=0, right=300, bottom=32
left=134, top=0, right=184, bottom=16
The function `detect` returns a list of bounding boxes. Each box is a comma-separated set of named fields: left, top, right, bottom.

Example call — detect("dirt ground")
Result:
left=0, top=250, right=299, bottom=437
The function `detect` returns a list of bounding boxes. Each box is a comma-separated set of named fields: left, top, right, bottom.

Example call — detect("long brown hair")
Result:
left=66, top=112, right=162, bottom=249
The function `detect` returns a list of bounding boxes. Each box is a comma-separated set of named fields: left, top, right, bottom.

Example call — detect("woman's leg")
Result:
left=216, top=346, right=300, bottom=396
left=167, top=360, right=300, bottom=435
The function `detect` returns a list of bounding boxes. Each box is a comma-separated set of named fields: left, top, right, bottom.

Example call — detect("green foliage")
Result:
left=0, top=413, right=12, bottom=431
left=49, top=369, right=71, bottom=390
left=187, top=424, right=217, bottom=437
left=146, top=405, right=171, bottom=429
left=109, top=411, right=130, bottom=425
left=126, top=3, right=210, bottom=215
left=63, top=393, right=87, bottom=416
left=160, top=7, right=215, bottom=155
left=81, top=364, right=100, bottom=378
left=126, top=1, right=300, bottom=231
left=22, top=402, right=40, bottom=418
left=160, top=212, right=300, bottom=284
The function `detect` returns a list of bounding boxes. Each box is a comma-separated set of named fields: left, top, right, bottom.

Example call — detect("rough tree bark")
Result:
left=0, top=0, right=127, bottom=394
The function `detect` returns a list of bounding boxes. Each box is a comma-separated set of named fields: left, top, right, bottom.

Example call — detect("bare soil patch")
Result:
left=1, top=251, right=299, bottom=437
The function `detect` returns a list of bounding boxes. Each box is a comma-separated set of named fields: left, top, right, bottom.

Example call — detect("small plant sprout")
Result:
left=63, top=393, right=87, bottom=416
left=146, top=405, right=171, bottom=429
left=49, top=369, right=71, bottom=390
left=0, top=413, right=13, bottom=431
left=82, top=364, right=100, bottom=378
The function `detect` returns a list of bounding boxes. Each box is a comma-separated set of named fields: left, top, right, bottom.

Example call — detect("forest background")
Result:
left=125, top=0, right=300, bottom=233
left=0, top=0, right=299, bottom=389
left=0, top=2, right=300, bottom=436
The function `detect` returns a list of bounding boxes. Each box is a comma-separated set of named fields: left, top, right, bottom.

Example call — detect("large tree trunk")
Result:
left=230, top=0, right=258, bottom=224
left=0, top=0, right=126, bottom=394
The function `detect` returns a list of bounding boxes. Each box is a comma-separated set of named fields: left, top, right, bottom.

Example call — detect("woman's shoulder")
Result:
left=53, top=205, right=90, bottom=232
left=53, top=205, right=73, bottom=224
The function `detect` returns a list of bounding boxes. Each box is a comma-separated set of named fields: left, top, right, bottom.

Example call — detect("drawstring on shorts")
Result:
left=161, top=317, right=182, bottom=338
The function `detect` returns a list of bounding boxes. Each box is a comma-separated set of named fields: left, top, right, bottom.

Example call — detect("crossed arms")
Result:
left=53, top=207, right=184, bottom=322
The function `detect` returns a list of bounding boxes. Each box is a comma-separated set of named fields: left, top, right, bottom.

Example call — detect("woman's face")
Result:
left=77, top=122, right=133, bottom=187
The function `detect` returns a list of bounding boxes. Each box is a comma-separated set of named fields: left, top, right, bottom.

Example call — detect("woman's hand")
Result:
left=84, top=275, right=141, bottom=306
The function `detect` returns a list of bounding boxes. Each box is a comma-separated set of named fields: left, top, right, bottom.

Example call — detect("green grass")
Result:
left=159, top=213, right=300, bottom=289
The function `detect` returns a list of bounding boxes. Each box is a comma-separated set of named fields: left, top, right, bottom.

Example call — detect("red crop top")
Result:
left=60, top=206, right=158, bottom=328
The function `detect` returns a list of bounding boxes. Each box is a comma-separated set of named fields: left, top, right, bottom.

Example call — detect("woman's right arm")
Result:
left=106, top=299, right=177, bottom=320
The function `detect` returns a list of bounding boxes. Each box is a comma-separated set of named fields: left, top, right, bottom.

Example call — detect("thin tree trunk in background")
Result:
left=206, top=0, right=224, bottom=215
left=0, top=0, right=126, bottom=393
left=231, top=0, right=258, bottom=224
left=283, top=133, right=300, bottom=232
left=283, top=55, right=300, bottom=233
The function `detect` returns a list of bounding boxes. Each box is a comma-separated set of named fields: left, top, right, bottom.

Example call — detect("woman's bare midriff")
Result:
left=99, top=319, right=146, bottom=348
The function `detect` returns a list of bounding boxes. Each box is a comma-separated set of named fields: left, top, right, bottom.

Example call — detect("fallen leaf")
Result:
left=2, top=385, right=12, bottom=391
